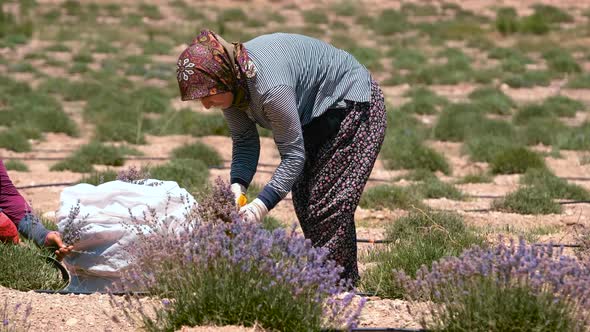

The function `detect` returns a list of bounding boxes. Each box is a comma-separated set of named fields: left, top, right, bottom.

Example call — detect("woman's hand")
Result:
left=230, top=183, right=248, bottom=209
left=239, top=198, right=268, bottom=223
left=45, top=231, right=73, bottom=261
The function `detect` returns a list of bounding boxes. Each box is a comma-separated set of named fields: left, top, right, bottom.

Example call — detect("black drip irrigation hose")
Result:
left=34, top=289, right=150, bottom=296
left=357, top=238, right=581, bottom=248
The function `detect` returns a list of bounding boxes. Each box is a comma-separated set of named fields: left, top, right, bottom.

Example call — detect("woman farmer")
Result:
left=177, top=30, right=386, bottom=284
left=0, top=160, right=72, bottom=260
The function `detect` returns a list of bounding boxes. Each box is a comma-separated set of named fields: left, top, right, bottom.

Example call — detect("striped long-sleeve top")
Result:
left=223, top=33, right=372, bottom=210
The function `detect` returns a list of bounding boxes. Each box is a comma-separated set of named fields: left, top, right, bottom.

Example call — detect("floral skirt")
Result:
left=292, top=80, right=387, bottom=285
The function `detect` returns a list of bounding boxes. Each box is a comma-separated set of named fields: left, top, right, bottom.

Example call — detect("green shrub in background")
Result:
left=513, top=104, right=555, bottom=125
left=381, top=135, right=451, bottom=175
left=171, top=142, right=222, bottom=168
left=492, top=186, right=562, bottom=214
left=411, top=177, right=464, bottom=200
left=518, top=118, right=567, bottom=146
left=359, top=185, right=425, bottom=211
left=468, top=86, right=515, bottom=115
left=0, top=130, right=31, bottom=152
left=361, top=211, right=484, bottom=298
left=490, top=146, right=546, bottom=174
left=531, top=4, right=573, bottom=23
left=149, top=159, right=209, bottom=193
left=503, top=70, right=552, bottom=88
left=4, top=160, right=29, bottom=172
left=542, top=95, right=584, bottom=117
left=567, top=74, right=590, bottom=89
left=521, top=168, right=590, bottom=200
left=456, top=172, right=493, bottom=184
left=154, top=109, right=230, bottom=137
left=543, top=49, right=581, bottom=74
left=400, top=87, right=448, bottom=115
left=519, top=13, right=550, bottom=35
left=556, top=122, right=590, bottom=150
left=495, top=7, right=519, bottom=35
left=464, top=135, right=517, bottom=163
left=50, top=142, right=132, bottom=173
left=389, top=48, right=427, bottom=71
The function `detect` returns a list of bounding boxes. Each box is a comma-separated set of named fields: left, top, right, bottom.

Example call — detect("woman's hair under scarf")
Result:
left=176, top=29, right=256, bottom=108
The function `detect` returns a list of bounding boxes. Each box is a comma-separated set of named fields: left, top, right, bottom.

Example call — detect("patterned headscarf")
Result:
left=177, top=29, right=256, bottom=108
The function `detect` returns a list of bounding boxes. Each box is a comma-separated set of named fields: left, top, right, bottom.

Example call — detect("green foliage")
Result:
left=331, top=0, right=358, bottom=16
left=390, top=48, right=427, bottom=71
left=567, top=74, right=590, bottom=89
left=513, top=104, right=555, bottom=125
left=138, top=3, right=163, bottom=20
left=400, top=87, right=448, bottom=115
left=0, top=241, right=67, bottom=291
left=519, top=13, right=550, bottom=35
left=518, top=117, right=567, bottom=146
left=503, top=70, right=552, bottom=88
left=433, top=103, right=482, bottom=142
left=411, top=177, right=464, bottom=200
left=521, top=168, right=590, bottom=200
left=543, top=49, right=581, bottom=74
left=302, top=10, right=328, bottom=25
left=492, top=186, right=562, bottom=214
left=218, top=8, right=247, bottom=22
left=531, top=4, right=573, bottom=23
left=149, top=159, right=209, bottom=192
left=361, top=212, right=484, bottom=298
left=359, top=185, right=425, bottom=211
left=72, top=52, right=93, bottom=63
left=418, top=17, right=485, bottom=41
left=171, top=142, right=222, bottom=168
left=430, top=281, right=580, bottom=331
left=457, top=172, right=493, bottom=184
left=495, top=7, right=519, bottom=35
left=468, top=86, right=515, bottom=115
left=364, top=9, right=411, bottom=35
left=464, top=135, right=516, bottom=163
left=556, top=122, right=590, bottom=150
left=0, top=130, right=31, bottom=152
left=490, top=146, right=546, bottom=174
left=154, top=109, right=230, bottom=137
left=406, top=48, right=473, bottom=85
left=400, top=3, right=438, bottom=16
left=4, top=160, right=29, bottom=172
left=50, top=141, right=129, bottom=173
left=543, top=95, right=584, bottom=117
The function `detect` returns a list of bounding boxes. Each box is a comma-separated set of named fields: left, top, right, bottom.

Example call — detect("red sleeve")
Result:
left=0, top=160, right=30, bottom=224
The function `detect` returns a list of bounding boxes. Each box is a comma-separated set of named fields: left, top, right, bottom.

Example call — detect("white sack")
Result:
left=56, top=179, right=197, bottom=279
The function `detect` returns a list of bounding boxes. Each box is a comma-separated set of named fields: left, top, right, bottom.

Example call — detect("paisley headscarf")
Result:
left=176, top=29, right=256, bottom=108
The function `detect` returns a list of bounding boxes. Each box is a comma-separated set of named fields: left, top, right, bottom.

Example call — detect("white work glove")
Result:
left=230, top=183, right=247, bottom=209
left=239, top=198, right=268, bottom=223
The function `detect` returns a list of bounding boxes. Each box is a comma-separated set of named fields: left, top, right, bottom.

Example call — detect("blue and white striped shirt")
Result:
left=223, top=33, right=372, bottom=210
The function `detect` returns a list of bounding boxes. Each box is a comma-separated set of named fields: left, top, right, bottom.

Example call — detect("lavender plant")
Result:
left=394, top=238, right=590, bottom=331
left=110, top=179, right=364, bottom=331
left=361, top=211, right=484, bottom=299
left=1, top=300, right=32, bottom=332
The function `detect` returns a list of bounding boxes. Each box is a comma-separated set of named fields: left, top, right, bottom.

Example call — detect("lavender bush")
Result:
left=1, top=299, right=32, bottom=332
left=394, top=238, right=590, bottom=331
left=110, top=179, right=364, bottom=331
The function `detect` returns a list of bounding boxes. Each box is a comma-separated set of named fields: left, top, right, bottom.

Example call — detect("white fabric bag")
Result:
left=56, top=179, right=196, bottom=291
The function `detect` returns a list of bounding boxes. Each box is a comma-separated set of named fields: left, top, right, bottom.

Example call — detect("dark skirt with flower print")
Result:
left=292, top=80, right=387, bottom=285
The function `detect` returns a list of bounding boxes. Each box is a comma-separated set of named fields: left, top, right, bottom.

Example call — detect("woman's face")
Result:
left=200, top=92, right=234, bottom=110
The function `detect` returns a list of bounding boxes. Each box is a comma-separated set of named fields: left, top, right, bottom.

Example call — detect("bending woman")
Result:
left=176, top=30, right=386, bottom=284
